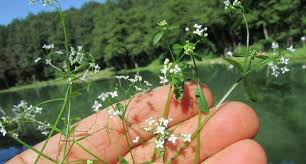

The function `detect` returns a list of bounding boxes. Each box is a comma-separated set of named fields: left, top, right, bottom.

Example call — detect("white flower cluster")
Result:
left=286, top=45, right=296, bottom=53
left=224, top=0, right=241, bottom=10
left=92, top=91, right=118, bottom=113
left=192, top=24, right=208, bottom=37
left=272, top=42, right=279, bottom=51
left=143, top=117, right=192, bottom=149
left=302, top=64, right=306, bottom=70
left=301, top=36, right=306, bottom=42
left=116, top=74, right=152, bottom=91
left=268, top=57, right=290, bottom=77
left=160, top=58, right=182, bottom=85
left=69, top=46, right=85, bottom=66
left=42, top=44, right=54, bottom=50
left=158, top=20, right=168, bottom=27
left=0, top=121, right=7, bottom=136
left=28, top=0, right=54, bottom=6
left=12, top=100, right=42, bottom=120
left=37, top=123, right=50, bottom=136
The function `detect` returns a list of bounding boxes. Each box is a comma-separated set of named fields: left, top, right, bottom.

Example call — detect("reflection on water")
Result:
left=0, top=146, right=26, bottom=163
left=0, top=65, right=306, bottom=163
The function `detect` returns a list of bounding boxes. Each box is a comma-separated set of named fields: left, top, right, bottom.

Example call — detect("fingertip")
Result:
left=203, top=139, right=267, bottom=164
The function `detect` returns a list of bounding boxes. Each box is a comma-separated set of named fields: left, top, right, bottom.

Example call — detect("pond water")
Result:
left=0, top=64, right=306, bottom=163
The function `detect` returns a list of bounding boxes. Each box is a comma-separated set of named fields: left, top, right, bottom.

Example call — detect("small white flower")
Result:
left=287, top=45, right=296, bottom=52
left=185, top=27, right=190, bottom=32
left=45, top=59, right=52, bottom=65
left=164, top=58, right=170, bottom=65
left=35, top=107, right=42, bottom=114
left=168, top=134, right=178, bottom=144
left=280, top=67, right=290, bottom=74
left=182, top=133, right=192, bottom=143
left=0, top=122, right=7, bottom=136
left=159, top=117, right=171, bottom=128
left=302, top=64, right=306, bottom=70
left=301, top=36, right=306, bottom=41
left=132, top=136, right=140, bottom=144
left=160, top=76, right=168, bottom=84
left=108, top=91, right=118, bottom=98
left=193, top=28, right=204, bottom=36
left=92, top=101, right=102, bottom=112
left=98, top=93, right=109, bottom=101
left=34, top=58, right=41, bottom=63
left=155, top=139, right=165, bottom=149
left=193, top=24, right=202, bottom=29
left=42, top=44, right=54, bottom=50
left=272, top=42, right=279, bottom=50
left=224, top=0, right=231, bottom=9
left=279, top=57, right=289, bottom=65
left=154, top=125, right=166, bottom=135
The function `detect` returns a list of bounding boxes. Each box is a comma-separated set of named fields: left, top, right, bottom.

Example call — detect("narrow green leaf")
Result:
left=195, top=83, right=208, bottom=113
left=168, top=25, right=179, bottom=30
left=243, top=77, right=258, bottom=102
left=119, top=156, right=128, bottom=164
left=172, top=43, right=183, bottom=55
left=153, top=32, right=164, bottom=45
left=224, top=58, right=244, bottom=73
left=256, top=55, right=269, bottom=60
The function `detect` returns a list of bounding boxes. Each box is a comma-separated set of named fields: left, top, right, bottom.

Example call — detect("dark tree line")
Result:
left=0, top=0, right=305, bottom=89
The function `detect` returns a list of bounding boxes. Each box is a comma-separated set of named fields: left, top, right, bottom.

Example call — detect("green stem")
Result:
left=151, top=85, right=173, bottom=162
left=166, top=40, right=176, bottom=63
left=62, top=85, right=73, bottom=162
left=34, top=85, right=71, bottom=163
left=242, top=13, right=249, bottom=49
left=168, top=79, right=242, bottom=162
left=191, top=55, right=201, bottom=164
left=121, top=120, right=136, bottom=164
left=10, top=134, right=57, bottom=163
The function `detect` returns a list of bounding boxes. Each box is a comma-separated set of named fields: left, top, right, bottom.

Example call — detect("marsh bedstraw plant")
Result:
left=0, top=0, right=295, bottom=163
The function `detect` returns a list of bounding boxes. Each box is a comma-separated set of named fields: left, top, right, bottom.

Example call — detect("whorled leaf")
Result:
left=224, top=57, right=244, bottom=73
left=243, top=77, right=258, bottom=102
left=153, top=31, right=164, bottom=45
left=195, top=83, right=208, bottom=113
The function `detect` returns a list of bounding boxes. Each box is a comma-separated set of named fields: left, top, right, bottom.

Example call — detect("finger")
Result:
left=202, top=139, right=267, bottom=164
left=123, top=102, right=259, bottom=163
left=7, top=82, right=213, bottom=164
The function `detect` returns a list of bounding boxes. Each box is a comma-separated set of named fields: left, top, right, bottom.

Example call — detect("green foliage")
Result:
left=195, top=83, right=209, bottom=113
left=0, top=0, right=305, bottom=89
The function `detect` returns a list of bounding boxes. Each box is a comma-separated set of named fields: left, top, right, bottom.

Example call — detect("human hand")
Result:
left=7, top=82, right=267, bottom=164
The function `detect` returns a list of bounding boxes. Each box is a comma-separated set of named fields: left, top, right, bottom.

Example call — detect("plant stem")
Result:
left=62, top=85, right=73, bottom=162
left=242, top=13, right=249, bottom=50
left=168, top=79, right=242, bottom=162
left=34, top=85, right=71, bottom=163
left=151, top=85, right=173, bottom=162
left=10, top=134, right=57, bottom=163
left=121, top=120, right=136, bottom=164
left=166, top=40, right=176, bottom=63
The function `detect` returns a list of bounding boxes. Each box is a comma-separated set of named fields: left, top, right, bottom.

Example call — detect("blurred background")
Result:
left=0, top=0, right=306, bottom=163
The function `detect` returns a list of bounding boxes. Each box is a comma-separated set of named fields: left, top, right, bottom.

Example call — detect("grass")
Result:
left=1, top=48, right=305, bottom=94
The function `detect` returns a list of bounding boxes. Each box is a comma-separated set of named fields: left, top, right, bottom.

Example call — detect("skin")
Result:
left=7, top=82, right=267, bottom=164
